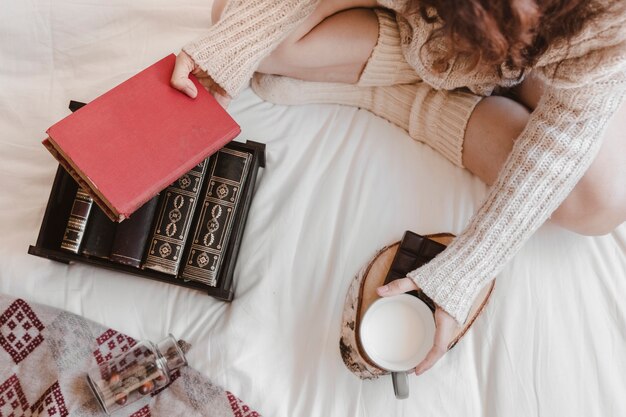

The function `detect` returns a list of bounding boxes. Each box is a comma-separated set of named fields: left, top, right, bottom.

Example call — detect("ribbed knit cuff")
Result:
left=409, top=86, right=482, bottom=167
left=183, top=0, right=319, bottom=98
left=406, top=234, right=498, bottom=325
left=407, top=257, right=485, bottom=325
left=251, top=73, right=373, bottom=106
left=408, top=76, right=626, bottom=325
left=183, top=42, right=245, bottom=98
left=357, top=9, right=420, bottom=87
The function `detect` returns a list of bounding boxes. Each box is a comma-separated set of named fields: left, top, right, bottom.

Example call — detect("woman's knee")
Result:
left=552, top=178, right=626, bottom=235
left=551, top=155, right=626, bottom=236
left=462, top=95, right=531, bottom=184
left=211, top=0, right=228, bottom=23
left=258, top=7, right=378, bottom=82
left=553, top=98, right=626, bottom=235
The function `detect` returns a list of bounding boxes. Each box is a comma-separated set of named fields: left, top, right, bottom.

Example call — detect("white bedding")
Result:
left=1, top=0, right=625, bottom=415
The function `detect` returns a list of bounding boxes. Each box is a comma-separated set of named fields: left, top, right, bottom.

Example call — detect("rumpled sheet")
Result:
left=1, top=0, right=625, bottom=415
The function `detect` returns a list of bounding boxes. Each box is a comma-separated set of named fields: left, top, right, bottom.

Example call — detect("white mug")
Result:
left=359, top=294, right=435, bottom=399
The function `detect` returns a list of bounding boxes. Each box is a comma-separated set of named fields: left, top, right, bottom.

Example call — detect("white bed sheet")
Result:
left=1, top=0, right=625, bottom=416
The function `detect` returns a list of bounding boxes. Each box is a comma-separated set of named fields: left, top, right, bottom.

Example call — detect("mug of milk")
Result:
left=359, top=294, right=435, bottom=399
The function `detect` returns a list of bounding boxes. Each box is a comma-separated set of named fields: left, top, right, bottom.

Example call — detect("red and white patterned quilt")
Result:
left=0, top=294, right=260, bottom=417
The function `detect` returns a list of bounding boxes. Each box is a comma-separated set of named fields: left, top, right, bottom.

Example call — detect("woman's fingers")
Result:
left=170, top=51, right=199, bottom=98
left=414, top=344, right=446, bottom=376
left=214, top=93, right=232, bottom=108
left=414, top=308, right=460, bottom=375
left=376, top=277, right=418, bottom=297
left=376, top=279, right=460, bottom=376
left=171, top=50, right=232, bottom=108
left=195, top=75, right=231, bottom=108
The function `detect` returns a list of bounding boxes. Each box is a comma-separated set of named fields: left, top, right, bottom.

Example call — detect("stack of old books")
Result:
left=28, top=55, right=265, bottom=300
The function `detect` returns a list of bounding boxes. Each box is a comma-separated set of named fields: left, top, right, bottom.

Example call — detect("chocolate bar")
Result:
left=384, top=231, right=448, bottom=312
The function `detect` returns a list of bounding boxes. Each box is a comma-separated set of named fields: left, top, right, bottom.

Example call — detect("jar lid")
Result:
left=156, top=334, right=188, bottom=373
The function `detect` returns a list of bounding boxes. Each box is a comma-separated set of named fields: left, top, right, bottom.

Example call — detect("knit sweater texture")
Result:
left=184, top=0, right=626, bottom=324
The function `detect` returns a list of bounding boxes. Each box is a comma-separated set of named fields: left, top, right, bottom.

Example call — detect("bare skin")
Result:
left=170, top=0, right=626, bottom=376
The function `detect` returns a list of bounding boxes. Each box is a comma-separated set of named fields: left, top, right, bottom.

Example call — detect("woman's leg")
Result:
left=213, top=0, right=625, bottom=235
left=258, top=6, right=378, bottom=82
left=462, top=74, right=626, bottom=235
left=553, top=106, right=626, bottom=235
left=213, top=0, right=379, bottom=83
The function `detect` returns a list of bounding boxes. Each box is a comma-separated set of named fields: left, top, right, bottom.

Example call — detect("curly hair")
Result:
left=414, top=0, right=615, bottom=73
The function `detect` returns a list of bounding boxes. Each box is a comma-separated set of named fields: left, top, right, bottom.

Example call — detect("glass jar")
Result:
left=86, top=334, right=187, bottom=415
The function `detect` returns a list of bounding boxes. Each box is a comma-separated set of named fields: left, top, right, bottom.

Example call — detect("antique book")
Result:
left=60, top=188, right=94, bottom=253
left=60, top=99, right=116, bottom=258
left=81, top=205, right=117, bottom=259
left=181, top=148, right=252, bottom=286
left=109, top=196, right=160, bottom=267
left=42, top=54, right=241, bottom=222
left=142, top=159, right=210, bottom=275
left=29, top=140, right=266, bottom=301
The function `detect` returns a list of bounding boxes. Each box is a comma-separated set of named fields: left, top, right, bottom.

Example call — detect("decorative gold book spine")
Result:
left=181, top=148, right=252, bottom=287
left=60, top=188, right=93, bottom=253
left=142, top=160, right=210, bottom=275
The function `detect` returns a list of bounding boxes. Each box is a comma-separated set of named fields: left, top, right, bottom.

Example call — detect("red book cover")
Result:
left=43, top=54, right=241, bottom=222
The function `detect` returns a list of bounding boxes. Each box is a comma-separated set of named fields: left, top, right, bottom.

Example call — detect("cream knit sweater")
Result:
left=184, top=0, right=626, bottom=324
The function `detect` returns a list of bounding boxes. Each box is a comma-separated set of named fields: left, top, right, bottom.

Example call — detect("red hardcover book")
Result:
left=43, top=54, right=241, bottom=222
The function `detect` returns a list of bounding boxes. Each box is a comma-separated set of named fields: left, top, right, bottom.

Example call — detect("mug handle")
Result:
left=392, top=371, right=409, bottom=399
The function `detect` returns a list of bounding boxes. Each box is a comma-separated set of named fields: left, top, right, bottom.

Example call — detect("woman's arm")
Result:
left=180, top=0, right=320, bottom=99
left=408, top=63, right=626, bottom=325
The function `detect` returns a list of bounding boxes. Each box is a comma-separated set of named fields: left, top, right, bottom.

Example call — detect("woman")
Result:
left=171, top=0, right=626, bottom=376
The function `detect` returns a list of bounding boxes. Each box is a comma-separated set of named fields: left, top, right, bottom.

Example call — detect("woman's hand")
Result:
left=170, top=51, right=231, bottom=108
left=377, top=278, right=460, bottom=375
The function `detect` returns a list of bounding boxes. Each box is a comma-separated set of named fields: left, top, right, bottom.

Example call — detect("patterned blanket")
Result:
left=0, top=294, right=260, bottom=417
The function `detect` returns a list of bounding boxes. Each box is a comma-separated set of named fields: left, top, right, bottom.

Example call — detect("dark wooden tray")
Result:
left=28, top=140, right=265, bottom=301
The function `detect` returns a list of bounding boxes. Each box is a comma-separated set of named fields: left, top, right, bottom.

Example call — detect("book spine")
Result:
left=181, top=148, right=252, bottom=286
left=109, top=196, right=160, bottom=268
left=60, top=188, right=93, bottom=253
left=142, top=160, right=210, bottom=275
left=81, top=205, right=117, bottom=259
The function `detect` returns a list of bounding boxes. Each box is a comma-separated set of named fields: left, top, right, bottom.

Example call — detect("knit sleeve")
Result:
left=183, top=0, right=319, bottom=98
left=408, top=67, right=626, bottom=324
